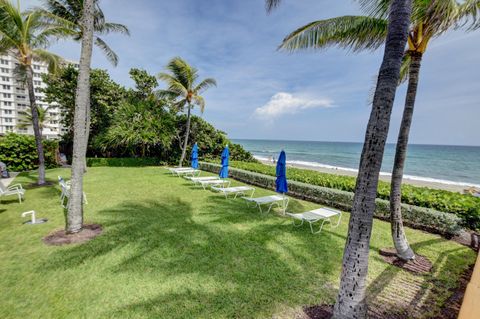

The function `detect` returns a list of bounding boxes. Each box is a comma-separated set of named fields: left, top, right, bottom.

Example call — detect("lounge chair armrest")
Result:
left=7, top=184, right=23, bottom=191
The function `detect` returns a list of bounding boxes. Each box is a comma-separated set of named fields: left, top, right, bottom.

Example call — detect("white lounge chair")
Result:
left=198, top=179, right=231, bottom=190
left=242, top=195, right=289, bottom=214
left=173, top=169, right=200, bottom=177
left=184, top=176, right=218, bottom=184
left=286, top=207, right=342, bottom=234
left=58, top=176, right=87, bottom=208
left=211, top=186, right=255, bottom=199
left=0, top=182, right=25, bottom=203
left=167, top=167, right=192, bottom=175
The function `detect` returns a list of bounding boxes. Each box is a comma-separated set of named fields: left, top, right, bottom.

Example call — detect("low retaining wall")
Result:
left=458, top=252, right=480, bottom=319
left=200, top=162, right=463, bottom=236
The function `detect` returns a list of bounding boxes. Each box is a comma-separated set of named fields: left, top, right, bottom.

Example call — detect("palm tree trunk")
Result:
left=332, top=1, right=412, bottom=318
left=390, top=52, right=423, bottom=261
left=25, top=65, right=46, bottom=185
left=178, top=104, right=192, bottom=167
left=66, top=0, right=95, bottom=234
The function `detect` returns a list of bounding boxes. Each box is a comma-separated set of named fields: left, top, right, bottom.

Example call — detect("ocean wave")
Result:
left=253, top=156, right=480, bottom=188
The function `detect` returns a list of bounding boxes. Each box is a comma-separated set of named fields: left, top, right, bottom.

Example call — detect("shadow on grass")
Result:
left=366, top=238, right=472, bottom=318
left=39, top=195, right=345, bottom=318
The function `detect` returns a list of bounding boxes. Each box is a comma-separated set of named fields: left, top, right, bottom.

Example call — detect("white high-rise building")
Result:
left=0, top=53, right=71, bottom=139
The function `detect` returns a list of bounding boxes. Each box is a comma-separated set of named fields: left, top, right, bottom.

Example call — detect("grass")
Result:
left=0, top=167, right=476, bottom=318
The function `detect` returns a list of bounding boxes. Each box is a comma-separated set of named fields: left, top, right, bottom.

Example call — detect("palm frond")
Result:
left=96, top=22, right=130, bottom=36
left=457, top=0, right=480, bottom=30
left=194, top=78, right=217, bottom=93
left=94, top=36, right=118, bottom=66
left=281, top=15, right=388, bottom=52
left=265, top=0, right=282, bottom=13
left=193, top=95, right=205, bottom=113
left=32, top=48, right=63, bottom=73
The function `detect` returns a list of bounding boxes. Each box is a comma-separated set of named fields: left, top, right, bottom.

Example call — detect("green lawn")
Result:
left=0, top=167, right=476, bottom=318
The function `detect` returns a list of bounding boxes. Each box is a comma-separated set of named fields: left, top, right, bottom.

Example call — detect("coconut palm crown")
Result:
left=39, top=0, right=130, bottom=66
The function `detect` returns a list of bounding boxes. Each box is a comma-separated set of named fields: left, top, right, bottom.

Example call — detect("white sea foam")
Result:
left=253, top=155, right=480, bottom=189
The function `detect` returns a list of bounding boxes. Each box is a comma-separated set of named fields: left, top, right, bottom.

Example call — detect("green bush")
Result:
left=0, top=133, right=58, bottom=171
left=200, top=162, right=463, bottom=236
left=87, top=157, right=167, bottom=167
left=225, top=161, right=480, bottom=230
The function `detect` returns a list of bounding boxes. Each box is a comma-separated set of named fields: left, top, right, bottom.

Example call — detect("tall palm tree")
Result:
left=157, top=57, right=217, bottom=166
left=17, top=105, right=53, bottom=132
left=66, top=0, right=94, bottom=234
left=278, top=0, right=479, bottom=261
left=39, top=0, right=130, bottom=66
left=266, top=0, right=412, bottom=318
left=0, top=0, right=73, bottom=185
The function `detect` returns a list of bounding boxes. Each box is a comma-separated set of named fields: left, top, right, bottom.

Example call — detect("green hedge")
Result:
left=226, top=161, right=479, bottom=230
left=0, top=133, right=58, bottom=171
left=87, top=157, right=168, bottom=167
left=200, top=162, right=463, bottom=236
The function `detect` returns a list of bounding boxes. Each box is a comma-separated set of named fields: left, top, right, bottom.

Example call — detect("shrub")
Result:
left=226, top=161, right=480, bottom=230
left=0, top=133, right=58, bottom=171
left=199, top=162, right=463, bottom=236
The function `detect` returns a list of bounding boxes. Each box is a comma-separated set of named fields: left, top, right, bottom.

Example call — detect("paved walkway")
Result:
left=0, top=172, right=19, bottom=188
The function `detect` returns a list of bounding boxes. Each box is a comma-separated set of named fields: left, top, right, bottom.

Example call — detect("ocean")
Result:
left=233, top=139, right=480, bottom=188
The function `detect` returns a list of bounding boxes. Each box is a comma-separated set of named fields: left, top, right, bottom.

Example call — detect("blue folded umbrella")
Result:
left=219, top=145, right=229, bottom=178
left=276, top=150, right=288, bottom=194
left=191, top=143, right=199, bottom=169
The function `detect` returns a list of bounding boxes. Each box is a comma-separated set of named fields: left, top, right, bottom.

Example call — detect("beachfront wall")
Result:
left=458, top=251, right=480, bottom=319
left=200, top=162, right=462, bottom=236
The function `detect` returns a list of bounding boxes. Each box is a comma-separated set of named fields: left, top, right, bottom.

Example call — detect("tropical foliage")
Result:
left=42, top=66, right=254, bottom=163
left=43, top=66, right=126, bottom=143
left=0, top=133, right=58, bottom=171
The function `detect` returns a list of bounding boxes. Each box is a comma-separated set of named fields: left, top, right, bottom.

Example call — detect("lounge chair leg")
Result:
left=292, top=219, right=304, bottom=228
left=314, top=220, right=328, bottom=234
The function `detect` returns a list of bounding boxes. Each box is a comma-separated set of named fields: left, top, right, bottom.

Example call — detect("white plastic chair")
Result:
left=0, top=182, right=25, bottom=203
left=286, top=207, right=342, bottom=234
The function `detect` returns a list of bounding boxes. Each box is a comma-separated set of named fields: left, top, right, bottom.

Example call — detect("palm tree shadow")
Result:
left=38, top=196, right=345, bottom=318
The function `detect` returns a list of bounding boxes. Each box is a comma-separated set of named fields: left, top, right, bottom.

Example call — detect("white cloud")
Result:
left=253, top=92, right=333, bottom=119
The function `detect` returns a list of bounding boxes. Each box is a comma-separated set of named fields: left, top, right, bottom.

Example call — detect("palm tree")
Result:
left=0, top=0, right=73, bottom=185
left=266, top=0, right=412, bottom=317
left=277, top=0, right=480, bottom=261
left=66, top=0, right=94, bottom=234
left=17, top=105, right=53, bottom=132
left=157, top=57, right=217, bottom=166
left=39, top=0, right=130, bottom=66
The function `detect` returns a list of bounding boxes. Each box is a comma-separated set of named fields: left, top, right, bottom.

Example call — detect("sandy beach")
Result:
left=257, top=158, right=470, bottom=193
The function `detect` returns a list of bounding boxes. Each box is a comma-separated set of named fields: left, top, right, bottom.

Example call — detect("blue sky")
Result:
left=22, top=0, right=480, bottom=146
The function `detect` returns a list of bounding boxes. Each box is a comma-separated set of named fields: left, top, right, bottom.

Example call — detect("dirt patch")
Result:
left=379, top=248, right=433, bottom=274
left=303, top=304, right=333, bottom=319
left=43, top=224, right=102, bottom=246
left=431, top=264, right=474, bottom=319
